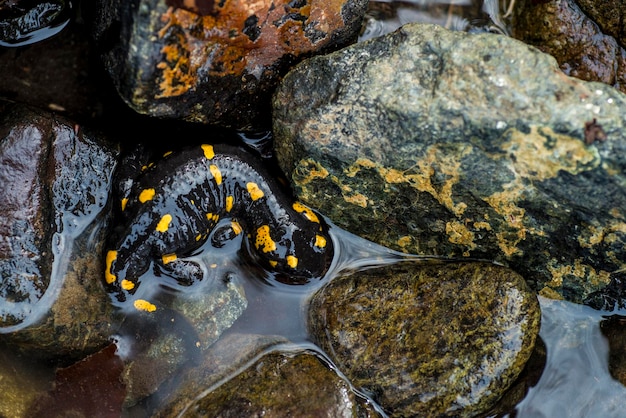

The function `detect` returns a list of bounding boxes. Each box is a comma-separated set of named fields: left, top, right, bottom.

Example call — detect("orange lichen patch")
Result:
left=483, top=126, right=600, bottom=257
left=246, top=182, right=264, bottom=201
left=293, top=202, right=320, bottom=223
left=346, top=146, right=471, bottom=218
left=155, top=0, right=347, bottom=98
left=396, top=235, right=412, bottom=249
left=293, top=158, right=330, bottom=185
left=578, top=220, right=626, bottom=249
left=343, top=192, right=368, bottom=208
left=499, top=126, right=599, bottom=180
left=105, top=250, right=117, bottom=284
left=445, top=221, right=476, bottom=255
left=546, top=258, right=612, bottom=292
left=255, top=225, right=276, bottom=253
left=538, top=286, right=564, bottom=300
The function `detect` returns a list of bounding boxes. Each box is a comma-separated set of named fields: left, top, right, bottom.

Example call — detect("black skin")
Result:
left=105, top=143, right=334, bottom=305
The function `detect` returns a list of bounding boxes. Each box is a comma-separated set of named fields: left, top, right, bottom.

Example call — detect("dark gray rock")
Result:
left=92, top=0, right=368, bottom=131
left=272, top=22, right=626, bottom=304
left=0, top=101, right=118, bottom=357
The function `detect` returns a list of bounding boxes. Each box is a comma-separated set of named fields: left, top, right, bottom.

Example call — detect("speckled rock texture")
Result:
left=272, top=22, right=626, bottom=306
left=0, top=101, right=118, bottom=357
left=92, top=0, right=368, bottom=131
left=308, top=261, right=541, bottom=417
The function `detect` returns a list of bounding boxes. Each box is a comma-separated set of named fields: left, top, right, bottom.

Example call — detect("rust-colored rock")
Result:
left=93, top=0, right=368, bottom=131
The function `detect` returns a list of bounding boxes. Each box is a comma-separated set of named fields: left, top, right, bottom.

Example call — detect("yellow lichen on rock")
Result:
left=294, top=158, right=329, bottom=185
left=545, top=258, right=611, bottom=296
left=445, top=221, right=476, bottom=255
left=483, top=126, right=600, bottom=257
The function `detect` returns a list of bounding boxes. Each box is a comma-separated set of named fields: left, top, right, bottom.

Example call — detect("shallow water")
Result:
left=514, top=298, right=626, bottom=418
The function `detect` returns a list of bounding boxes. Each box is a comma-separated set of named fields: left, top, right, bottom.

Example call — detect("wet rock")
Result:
left=600, top=314, right=626, bottom=386
left=308, top=261, right=541, bottom=417
left=0, top=101, right=118, bottom=358
left=92, top=0, right=368, bottom=131
left=122, top=273, right=248, bottom=406
left=0, top=347, right=52, bottom=417
left=155, top=333, right=290, bottom=416
left=163, top=348, right=379, bottom=417
left=272, top=22, right=626, bottom=304
left=511, top=0, right=626, bottom=93
left=0, top=0, right=71, bottom=47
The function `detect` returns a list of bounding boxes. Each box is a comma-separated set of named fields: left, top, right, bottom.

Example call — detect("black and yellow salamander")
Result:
left=104, top=143, right=333, bottom=311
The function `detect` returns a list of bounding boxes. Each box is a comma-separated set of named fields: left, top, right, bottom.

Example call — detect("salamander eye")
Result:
left=211, top=221, right=242, bottom=248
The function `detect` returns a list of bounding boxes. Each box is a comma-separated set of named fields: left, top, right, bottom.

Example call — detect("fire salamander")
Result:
left=104, top=143, right=333, bottom=312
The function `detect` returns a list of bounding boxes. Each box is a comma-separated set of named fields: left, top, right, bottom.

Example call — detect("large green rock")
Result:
left=308, top=261, right=541, bottom=417
left=272, top=22, right=626, bottom=305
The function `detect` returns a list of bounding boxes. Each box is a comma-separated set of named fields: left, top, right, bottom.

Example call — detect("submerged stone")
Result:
left=0, top=101, right=118, bottom=357
left=92, top=0, right=368, bottom=131
left=308, top=261, right=540, bottom=417
left=122, top=274, right=248, bottom=407
left=170, top=350, right=378, bottom=417
left=272, top=22, right=626, bottom=305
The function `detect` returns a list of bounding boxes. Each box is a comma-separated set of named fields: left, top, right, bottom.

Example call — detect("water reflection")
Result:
left=514, top=297, right=626, bottom=417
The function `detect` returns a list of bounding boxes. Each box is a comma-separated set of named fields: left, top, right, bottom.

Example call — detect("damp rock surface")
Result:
left=0, top=101, right=118, bottom=357
left=512, top=0, right=626, bottom=93
left=308, top=261, right=541, bottom=417
left=92, top=0, right=368, bottom=131
left=272, top=22, right=626, bottom=304
left=167, top=349, right=378, bottom=417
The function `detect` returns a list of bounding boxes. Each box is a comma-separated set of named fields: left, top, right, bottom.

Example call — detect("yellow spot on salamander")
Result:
left=202, top=144, right=215, bottom=159
left=105, top=250, right=117, bottom=284
left=255, top=225, right=276, bottom=253
left=121, top=279, right=135, bottom=291
left=210, top=164, right=222, bottom=185
left=247, top=182, right=264, bottom=201
left=195, top=233, right=202, bottom=241
left=162, top=253, right=177, bottom=264
left=163, top=151, right=173, bottom=157
left=121, top=197, right=128, bottom=211
left=231, top=221, right=242, bottom=235
left=286, top=255, right=298, bottom=268
left=225, top=195, right=234, bottom=212
left=139, top=188, right=156, bottom=203
left=206, top=212, right=219, bottom=222
left=293, top=202, right=320, bottom=223
left=315, top=235, right=327, bottom=248
left=269, top=260, right=278, bottom=267
left=134, top=299, right=157, bottom=312
left=156, top=214, right=172, bottom=232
